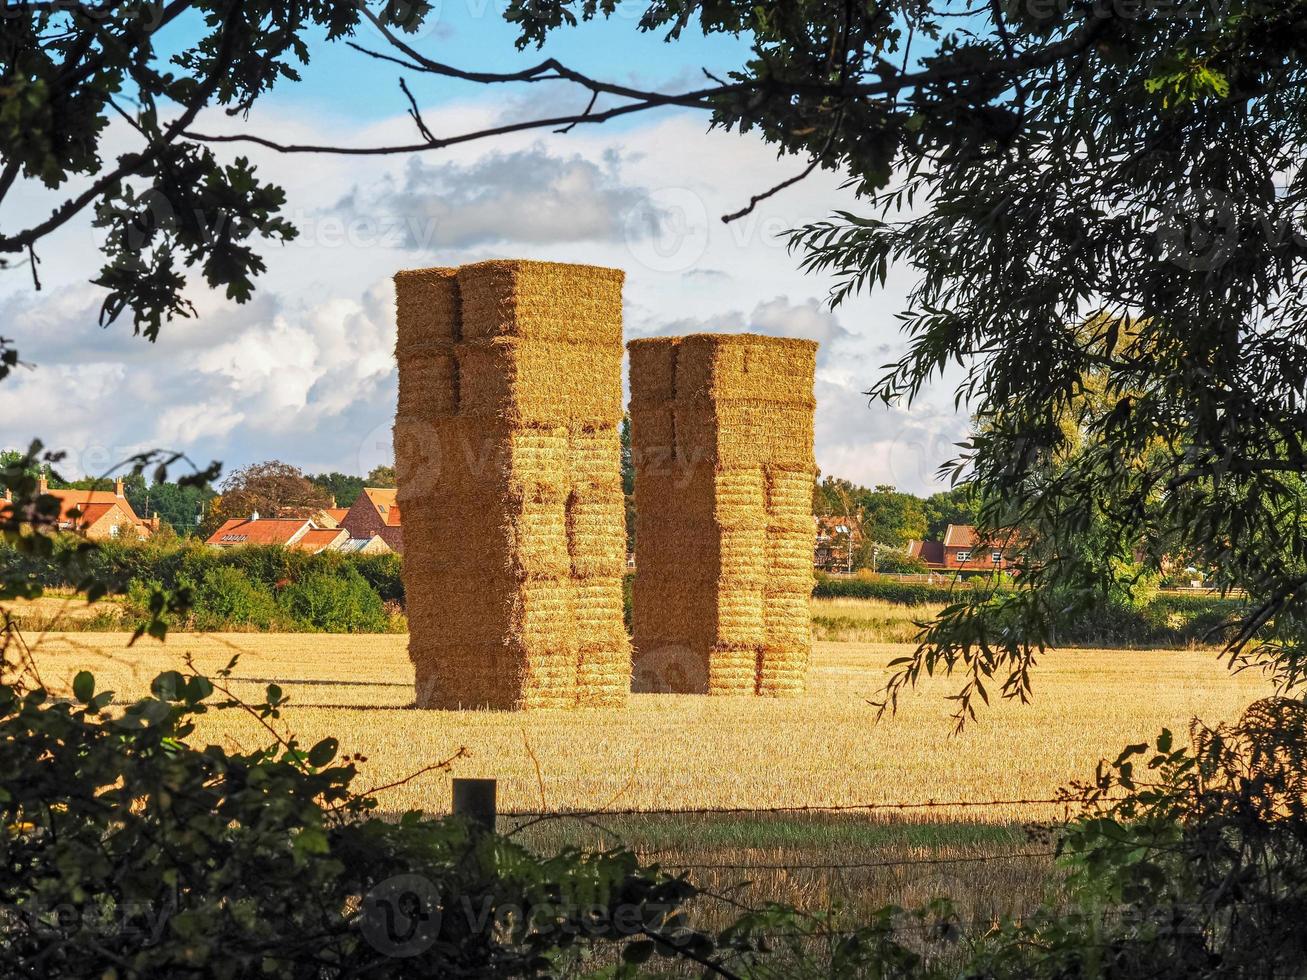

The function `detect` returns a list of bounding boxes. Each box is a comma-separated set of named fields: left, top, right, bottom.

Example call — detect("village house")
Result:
left=339, top=487, right=403, bottom=553
left=3, top=476, right=160, bottom=541
left=205, top=514, right=349, bottom=554
left=908, top=524, right=1015, bottom=571
left=814, top=514, right=864, bottom=572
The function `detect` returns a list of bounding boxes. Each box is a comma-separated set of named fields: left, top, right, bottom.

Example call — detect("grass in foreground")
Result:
left=23, top=631, right=1269, bottom=925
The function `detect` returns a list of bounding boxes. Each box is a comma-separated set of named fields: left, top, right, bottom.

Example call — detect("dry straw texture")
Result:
left=630, top=334, right=817, bottom=696
left=395, top=260, right=630, bottom=710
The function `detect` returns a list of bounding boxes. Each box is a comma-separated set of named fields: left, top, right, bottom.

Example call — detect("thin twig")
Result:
left=398, top=77, right=435, bottom=143
left=350, top=746, right=469, bottom=804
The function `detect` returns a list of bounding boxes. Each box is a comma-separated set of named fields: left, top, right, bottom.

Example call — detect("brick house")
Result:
left=339, top=487, right=402, bottom=553
left=814, top=514, right=864, bottom=571
left=908, top=524, right=1015, bottom=571
left=205, top=514, right=348, bottom=553
left=3, top=476, right=160, bottom=540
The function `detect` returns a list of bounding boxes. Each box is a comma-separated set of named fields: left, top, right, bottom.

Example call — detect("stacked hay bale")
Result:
left=629, top=334, right=817, bottom=695
left=394, top=260, right=629, bottom=709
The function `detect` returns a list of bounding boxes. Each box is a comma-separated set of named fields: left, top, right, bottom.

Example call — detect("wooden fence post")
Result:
left=452, top=778, right=497, bottom=832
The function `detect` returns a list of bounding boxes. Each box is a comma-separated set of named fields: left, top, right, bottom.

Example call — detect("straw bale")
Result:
left=706, top=644, right=758, bottom=695
left=397, top=260, right=629, bottom=711
left=756, top=644, right=809, bottom=696
left=457, top=337, right=621, bottom=426
left=568, top=424, right=622, bottom=489
left=715, top=579, right=765, bottom=647
left=673, top=334, right=817, bottom=404
left=504, top=496, right=570, bottom=580
left=412, top=642, right=524, bottom=710
left=672, top=399, right=816, bottom=470
left=629, top=331, right=816, bottom=697
left=627, top=338, right=680, bottom=404
left=628, top=401, right=676, bottom=467
left=765, top=522, right=817, bottom=593
left=763, top=591, right=812, bottom=649
left=396, top=352, right=458, bottom=420
left=394, top=267, right=460, bottom=353
left=567, top=488, right=627, bottom=578
left=457, top=260, right=624, bottom=344
left=718, top=525, right=766, bottom=574
left=765, top=466, right=817, bottom=520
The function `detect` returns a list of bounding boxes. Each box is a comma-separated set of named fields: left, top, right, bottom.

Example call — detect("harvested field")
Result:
left=27, top=631, right=1268, bottom=814
left=25, top=630, right=1270, bottom=924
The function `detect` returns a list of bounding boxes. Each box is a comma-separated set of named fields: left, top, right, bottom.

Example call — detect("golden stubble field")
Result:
left=23, top=630, right=1272, bottom=922
left=25, top=630, right=1270, bottom=816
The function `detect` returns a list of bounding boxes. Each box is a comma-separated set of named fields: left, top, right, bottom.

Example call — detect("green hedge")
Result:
left=812, top=574, right=983, bottom=605
left=3, top=537, right=404, bottom=634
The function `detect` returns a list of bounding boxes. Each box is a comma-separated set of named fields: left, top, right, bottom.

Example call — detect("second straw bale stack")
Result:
left=628, top=333, right=817, bottom=695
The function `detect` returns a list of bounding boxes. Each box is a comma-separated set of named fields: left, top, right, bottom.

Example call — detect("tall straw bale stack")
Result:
left=395, top=260, right=630, bottom=710
left=629, top=333, right=817, bottom=696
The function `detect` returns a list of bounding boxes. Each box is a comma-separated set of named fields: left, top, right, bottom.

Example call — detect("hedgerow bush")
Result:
left=813, top=573, right=971, bottom=605
left=0, top=538, right=405, bottom=634
left=278, top=569, right=390, bottom=633
left=190, top=566, right=289, bottom=632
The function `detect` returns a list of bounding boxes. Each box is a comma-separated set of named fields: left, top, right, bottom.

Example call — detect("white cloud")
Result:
left=329, top=145, right=656, bottom=248
left=0, top=99, right=971, bottom=494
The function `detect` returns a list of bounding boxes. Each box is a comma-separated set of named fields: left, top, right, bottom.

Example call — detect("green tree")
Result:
left=202, top=461, right=330, bottom=537
left=365, top=464, right=397, bottom=488
left=861, top=485, right=926, bottom=548
left=309, top=471, right=365, bottom=508
left=923, top=487, right=978, bottom=541
left=135, top=479, right=216, bottom=536
left=620, top=415, right=635, bottom=555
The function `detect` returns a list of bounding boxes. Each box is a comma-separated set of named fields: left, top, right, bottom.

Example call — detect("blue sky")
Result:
left=0, top=3, right=968, bottom=494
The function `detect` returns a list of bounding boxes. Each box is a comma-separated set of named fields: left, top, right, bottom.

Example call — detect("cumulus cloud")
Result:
left=0, top=104, right=972, bottom=494
left=0, top=277, right=401, bottom=478
left=641, top=295, right=856, bottom=368
left=330, top=146, right=656, bottom=248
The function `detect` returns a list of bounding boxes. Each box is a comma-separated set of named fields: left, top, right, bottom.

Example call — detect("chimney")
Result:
left=3, top=487, right=11, bottom=503
left=114, top=476, right=125, bottom=498
left=250, top=510, right=260, bottom=521
left=37, top=474, right=48, bottom=495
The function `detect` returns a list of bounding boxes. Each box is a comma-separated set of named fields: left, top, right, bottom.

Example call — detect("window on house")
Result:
left=955, top=550, right=971, bottom=563
left=109, top=525, right=120, bottom=538
left=992, top=550, right=1003, bottom=563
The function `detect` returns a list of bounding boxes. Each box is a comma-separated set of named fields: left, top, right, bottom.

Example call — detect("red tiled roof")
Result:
left=324, top=508, right=350, bottom=525
left=45, top=488, right=148, bottom=529
left=206, top=517, right=311, bottom=547
left=943, top=524, right=980, bottom=548
left=363, top=487, right=401, bottom=526
left=294, top=527, right=348, bottom=553
left=909, top=539, right=946, bottom=565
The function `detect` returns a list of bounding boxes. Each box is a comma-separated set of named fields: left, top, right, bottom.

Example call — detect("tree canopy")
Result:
left=202, top=460, right=330, bottom=536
